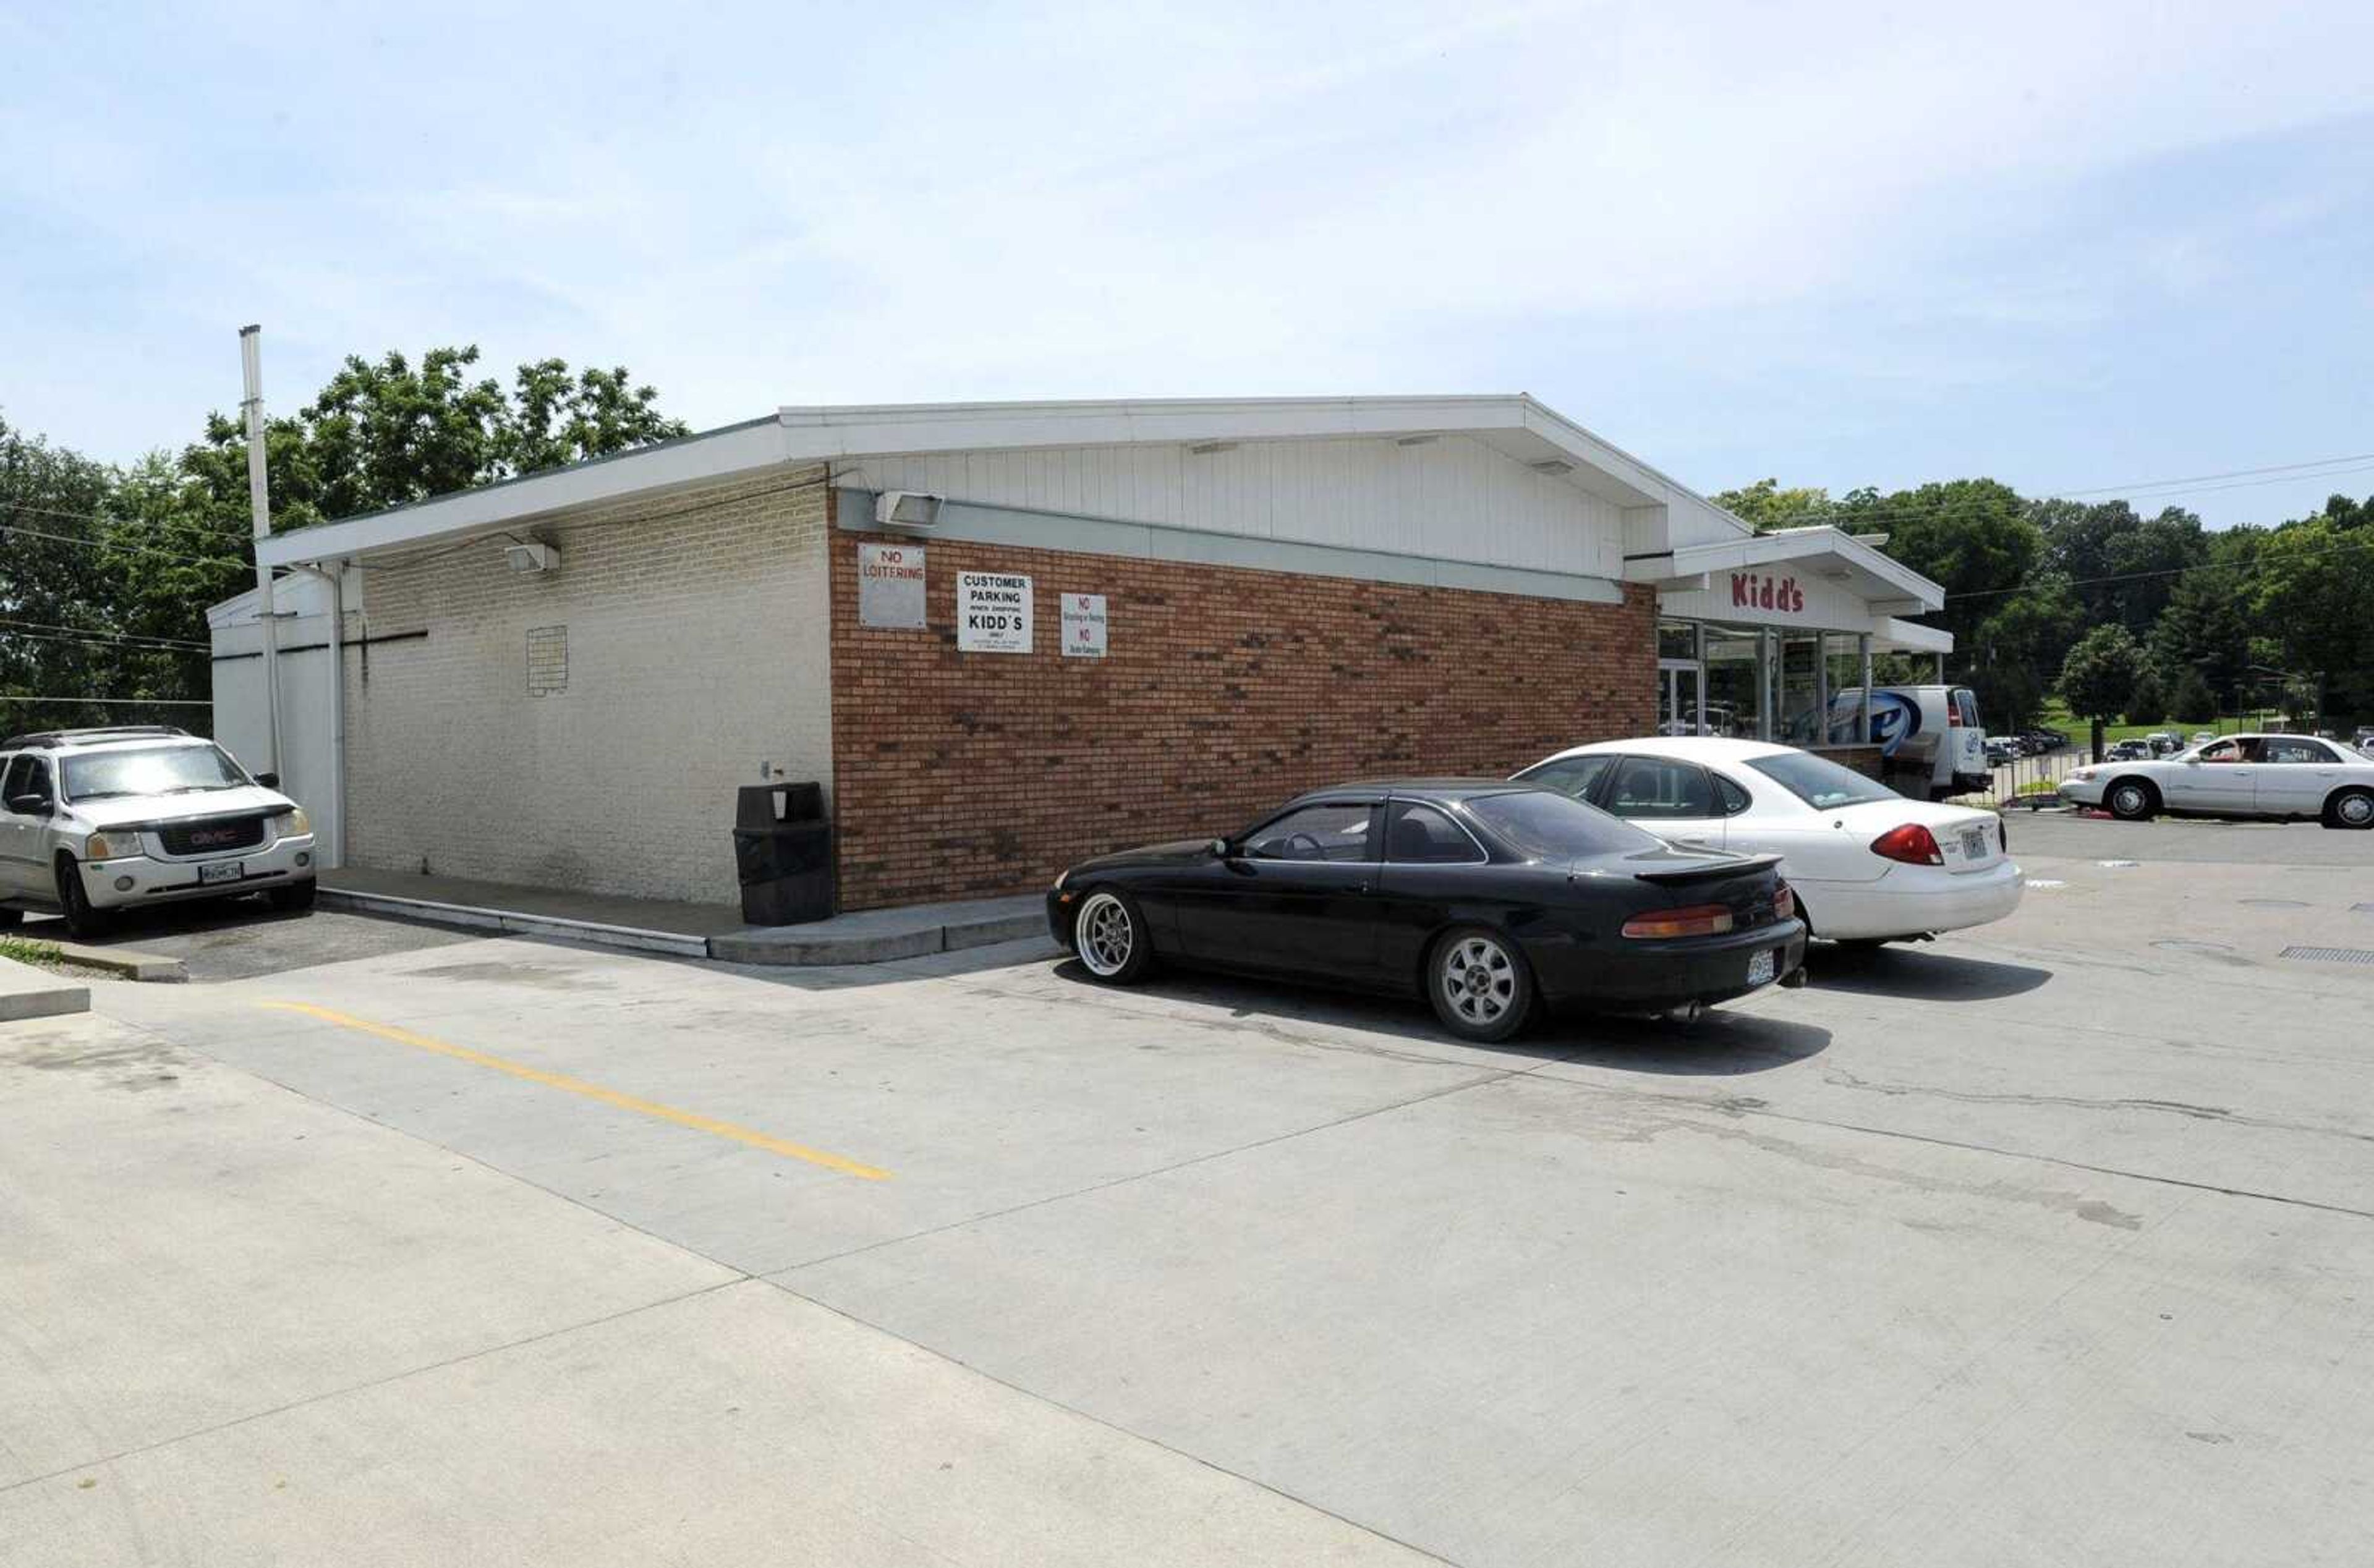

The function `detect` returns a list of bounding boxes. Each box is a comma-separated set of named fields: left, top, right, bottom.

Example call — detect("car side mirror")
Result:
left=1207, top=837, right=1232, bottom=858
left=7, top=793, right=48, bottom=815
left=255, top=771, right=280, bottom=789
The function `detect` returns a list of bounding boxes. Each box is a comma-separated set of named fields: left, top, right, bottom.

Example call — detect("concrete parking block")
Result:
left=0, top=954, right=87, bottom=1021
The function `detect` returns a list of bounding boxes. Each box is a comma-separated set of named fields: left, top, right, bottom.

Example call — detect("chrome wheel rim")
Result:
left=1441, top=934, right=1516, bottom=1025
left=2341, top=794, right=2374, bottom=827
left=1076, top=893, right=1134, bottom=977
left=2112, top=785, right=2145, bottom=815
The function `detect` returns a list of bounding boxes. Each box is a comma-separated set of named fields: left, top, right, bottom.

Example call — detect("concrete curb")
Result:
left=0, top=953, right=90, bottom=1022
left=46, top=942, right=189, bottom=983
left=708, top=908, right=1046, bottom=967
left=321, top=886, right=1046, bottom=969
left=318, top=888, right=712, bottom=959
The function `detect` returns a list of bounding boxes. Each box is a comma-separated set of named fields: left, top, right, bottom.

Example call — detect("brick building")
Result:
left=211, top=397, right=1949, bottom=912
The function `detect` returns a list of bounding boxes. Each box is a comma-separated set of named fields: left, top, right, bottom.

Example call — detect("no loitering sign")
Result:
left=957, top=571, right=1033, bottom=653
left=857, top=541, right=927, bottom=628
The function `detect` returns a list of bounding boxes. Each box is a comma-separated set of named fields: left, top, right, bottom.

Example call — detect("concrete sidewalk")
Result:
left=320, top=867, right=1044, bottom=966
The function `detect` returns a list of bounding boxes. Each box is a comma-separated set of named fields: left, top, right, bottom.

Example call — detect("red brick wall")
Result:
left=828, top=518, right=1656, bottom=910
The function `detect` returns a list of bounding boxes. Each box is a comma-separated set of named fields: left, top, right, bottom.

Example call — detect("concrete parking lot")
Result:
left=6, top=815, right=2373, bottom=1565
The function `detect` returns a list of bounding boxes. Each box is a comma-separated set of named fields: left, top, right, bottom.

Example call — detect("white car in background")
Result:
left=2057, top=733, right=2374, bottom=828
left=1515, top=737, right=2021, bottom=947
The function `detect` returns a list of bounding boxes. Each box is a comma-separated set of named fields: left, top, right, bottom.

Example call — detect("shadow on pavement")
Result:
left=1048, top=958, right=1832, bottom=1076
left=1807, top=944, right=2053, bottom=1001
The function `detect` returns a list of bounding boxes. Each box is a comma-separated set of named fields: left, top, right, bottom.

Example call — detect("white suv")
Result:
left=0, top=726, right=317, bottom=936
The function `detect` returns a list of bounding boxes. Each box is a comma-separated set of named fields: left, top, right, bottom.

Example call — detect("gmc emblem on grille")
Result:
left=189, top=828, right=240, bottom=847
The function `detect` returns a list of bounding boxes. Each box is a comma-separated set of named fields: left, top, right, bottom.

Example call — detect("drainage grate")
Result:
left=2279, top=946, right=2374, bottom=965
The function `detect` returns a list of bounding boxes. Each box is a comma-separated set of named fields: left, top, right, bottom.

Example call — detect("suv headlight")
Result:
left=85, top=830, right=143, bottom=860
left=270, top=807, right=312, bottom=839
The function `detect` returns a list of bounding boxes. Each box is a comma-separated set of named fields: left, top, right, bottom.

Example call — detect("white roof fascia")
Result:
left=258, top=393, right=1740, bottom=567
left=1659, top=526, right=1944, bottom=612
left=256, top=417, right=791, bottom=567
left=1877, top=616, right=1955, bottom=654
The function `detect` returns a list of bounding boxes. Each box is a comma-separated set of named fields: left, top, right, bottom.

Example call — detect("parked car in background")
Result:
left=2058, top=734, right=2374, bottom=828
left=0, top=726, right=317, bottom=936
left=1514, top=738, right=2021, bottom=948
left=2145, top=732, right=2182, bottom=756
left=1048, top=779, right=1808, bottom=1041
left=2105, top=739, right=2150, bottom=761
left=1985, top=738, right=2017, bottom=766
left=2190, top=732, right=2216, bottom=746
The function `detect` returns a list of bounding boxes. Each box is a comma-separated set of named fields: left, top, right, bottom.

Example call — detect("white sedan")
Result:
left=1515, top=737, right=2021, bottom=946
left=2057, top=733, right=2374, bottom=827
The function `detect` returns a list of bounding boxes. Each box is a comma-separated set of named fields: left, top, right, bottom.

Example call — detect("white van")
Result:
left=1794, top=685, right=1991, bottom=800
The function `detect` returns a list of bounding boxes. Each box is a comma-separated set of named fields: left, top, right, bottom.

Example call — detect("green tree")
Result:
left=3, top=347, right=689, bottom=738
left=1, top=415, right=134, bottom=736
left=1840, top=478, right=2042, bottom=665
left=2168, top=666, right=2215, bottom=724
left=176, top=345, right=689, bottom=532
left=2059, top=624, right=2146, bottom=755
left=1973, top=571, right=2083, bottom=730
left=1709, top=477, right=1835, bottom=533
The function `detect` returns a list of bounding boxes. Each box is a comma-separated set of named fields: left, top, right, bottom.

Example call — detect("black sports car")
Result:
left=1047, top=779, right=1808, bottom=1041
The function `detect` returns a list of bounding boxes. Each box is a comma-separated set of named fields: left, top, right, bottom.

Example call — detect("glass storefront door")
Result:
left=1657, top=660, right=1703, bottom=736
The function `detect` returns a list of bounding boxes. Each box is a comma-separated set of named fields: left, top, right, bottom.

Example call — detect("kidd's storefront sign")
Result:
left=1730, top=572, right=1805, bottom=614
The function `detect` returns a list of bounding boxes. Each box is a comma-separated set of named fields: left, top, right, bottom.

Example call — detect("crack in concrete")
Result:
left=1818, top=1066, right=2374, bottom=1147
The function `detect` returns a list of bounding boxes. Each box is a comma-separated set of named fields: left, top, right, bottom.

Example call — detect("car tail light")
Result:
left=1948, top=706, right=1965, bottom=727
left=1870, top=823, right=1944, bottom=866
left=1623, top=904, right=1736, bottom=939
left=1774, top=882, right=1795, bottom=921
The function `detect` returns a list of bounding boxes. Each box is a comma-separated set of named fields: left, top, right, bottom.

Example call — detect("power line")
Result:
left=1945, top=528, right=2374, bottom=601
left=0, top=615, right=208, bottom=649
left=2044, top=451, right=2374, bottom=499
left=0, top=695, right=213, bottom=706
left=0, top=627, right=208, bottom=655
left=0, top=519, right=248, bottom=569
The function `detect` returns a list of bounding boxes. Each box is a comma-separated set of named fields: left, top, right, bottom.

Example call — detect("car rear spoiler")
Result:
left=1629, top=852, right=1784, bottom=886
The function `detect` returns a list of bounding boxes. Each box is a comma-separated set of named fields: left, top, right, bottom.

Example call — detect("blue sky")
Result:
left=5, top=1, right=2371, bottom=527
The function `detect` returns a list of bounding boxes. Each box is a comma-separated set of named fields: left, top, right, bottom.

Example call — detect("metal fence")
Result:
left=1943, top=743, right=2096, bottom=812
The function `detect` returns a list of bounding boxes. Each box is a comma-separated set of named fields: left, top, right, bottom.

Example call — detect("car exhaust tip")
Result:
left=1779, top=965, right=1810, bottom=989
left=1667, top=1001, right=1704, bottom=1027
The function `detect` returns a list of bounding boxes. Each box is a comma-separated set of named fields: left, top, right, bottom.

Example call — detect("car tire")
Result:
left=2324, top=788, right=2374, bottom=831
left=1427, top=925, right=1534, bottom=1043
left=52, top=854, right=111, bottom=939
left=1070, top=889, right=1155, bottom=985
left=2106, top=779, right=2158, bottom=821
left=268, top=879, right=318, bottom=913
left=0, top=906, right=20, bottom=928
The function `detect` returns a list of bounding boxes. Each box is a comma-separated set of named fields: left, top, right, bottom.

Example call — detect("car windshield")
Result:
left=61, top=744, right=248, bottom=801
left=1464, top=789, right=1658, bottom=860
left=1746, top=752, right=1900, bottom=810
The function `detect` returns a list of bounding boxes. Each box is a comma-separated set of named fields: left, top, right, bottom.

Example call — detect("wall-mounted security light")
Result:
left=1529, top=459, right=1574, bottom=476
left=874, top=490, right=945, bottom=529
left=504, top=540, right=559, bottom=574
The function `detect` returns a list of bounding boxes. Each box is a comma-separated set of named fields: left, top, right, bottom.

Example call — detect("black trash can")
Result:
left=732, top=783, right=833, bottom=925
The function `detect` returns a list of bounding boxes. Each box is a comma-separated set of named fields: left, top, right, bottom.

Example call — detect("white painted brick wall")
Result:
left=341, top=465, right=832, bottom=904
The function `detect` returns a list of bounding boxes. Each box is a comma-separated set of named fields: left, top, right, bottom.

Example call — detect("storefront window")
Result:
left=1701, top=626, right=1762, bottom=740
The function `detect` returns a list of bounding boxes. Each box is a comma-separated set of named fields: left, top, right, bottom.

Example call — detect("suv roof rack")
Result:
left=0, top=724, right=190, bottom=750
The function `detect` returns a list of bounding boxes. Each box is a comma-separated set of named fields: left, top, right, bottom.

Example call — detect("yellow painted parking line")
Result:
left=259, top=1001, right=890, bottom=1181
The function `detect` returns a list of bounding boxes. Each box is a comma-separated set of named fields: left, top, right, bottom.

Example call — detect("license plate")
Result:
left=1746, top=949, right=1776, bottom=987
left=198, top=860, right=243, bottom=886
left=1959, top=826, right=1989, bottom=861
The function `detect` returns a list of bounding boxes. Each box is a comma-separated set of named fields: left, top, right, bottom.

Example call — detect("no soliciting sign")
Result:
left=957, top=572, right=1032, bottom=653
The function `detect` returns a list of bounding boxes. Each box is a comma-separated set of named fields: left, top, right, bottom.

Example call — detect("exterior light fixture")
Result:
left=874, top=490, right=945, bottom=529
left=1188, top=441, right=1239, bottom=456
left=1529, top=459, right=1574, bottom=476
left=1395, top=434, right=1440, bottom=447
left=504, top=541, right=559, bottom=574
